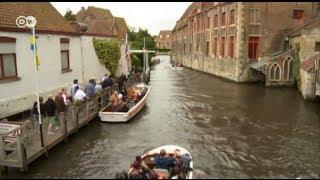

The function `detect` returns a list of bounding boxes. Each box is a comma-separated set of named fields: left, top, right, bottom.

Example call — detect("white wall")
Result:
left=0, top=32, right=119, bottom=119
left=80, top=36, right=110, bottom=83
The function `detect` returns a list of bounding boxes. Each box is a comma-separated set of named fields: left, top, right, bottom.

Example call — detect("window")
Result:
left=0, top=54, right=17, bottom=79
left=206, top=41, right=209, bottom=56
left=160, top=35, right=162, bottom=38
left=229, top=36, right=235, bottom=59
left=214, top=14, right=218, bottom=27
left=269, top=63, right=281, bottom=80
left=315, top=42, right=320, bottom=52
left=220, top=37, right=225, bottom=58
left=293, top=10, right=303, bottom=19
left=283, top=57, right=293, bottom=80
left=230, top=9, right=235, bottom=25
left=60, top=38, right=70, bottom=71
left=249, top=6, right=261, bottom=24
left=221, top=12, right=226, bottom=26
left=248, top=36, right=260, bottom=60
left=293, top=10, right=304, bottom=25
left=0, top=37, right=17, bottom=80
left=167, top=35, right=170, bottom=38
left=207, top=17, right=210, bottom=29
left=213, top=37, right=218, bottom=56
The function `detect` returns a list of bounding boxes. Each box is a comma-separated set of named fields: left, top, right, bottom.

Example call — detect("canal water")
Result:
left=4, top=55, right=320, bottom=178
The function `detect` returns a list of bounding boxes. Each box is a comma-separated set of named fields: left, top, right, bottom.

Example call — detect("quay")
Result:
left=0, top=78, right=137, bottom=173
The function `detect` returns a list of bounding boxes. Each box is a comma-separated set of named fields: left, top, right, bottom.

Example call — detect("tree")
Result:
left=64, top=9, right=76, bottom=21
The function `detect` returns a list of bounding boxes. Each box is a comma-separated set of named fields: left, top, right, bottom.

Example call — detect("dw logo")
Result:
left=16, top=16, right=37, bottom=28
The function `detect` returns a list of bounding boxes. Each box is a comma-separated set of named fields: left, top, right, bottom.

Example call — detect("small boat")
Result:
left=128, top=145, right=193, bottom=179
left=99, top=83, right=150, bottom=122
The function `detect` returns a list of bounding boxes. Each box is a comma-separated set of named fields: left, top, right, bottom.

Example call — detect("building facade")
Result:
left=171, top=2, right=319, bottom=82
left=156, top=30, right=172, bottom=49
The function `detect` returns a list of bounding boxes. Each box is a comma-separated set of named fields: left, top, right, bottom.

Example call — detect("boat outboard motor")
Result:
left=181, top=154, right=192, bottom=173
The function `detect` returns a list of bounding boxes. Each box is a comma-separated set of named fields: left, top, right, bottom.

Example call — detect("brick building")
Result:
left=156, top=30, right=172, bottom=49
left=171, top=2, right=319, bottom=82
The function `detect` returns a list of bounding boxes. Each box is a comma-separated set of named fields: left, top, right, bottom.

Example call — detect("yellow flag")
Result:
left=36, top=52, right=40, bottom=71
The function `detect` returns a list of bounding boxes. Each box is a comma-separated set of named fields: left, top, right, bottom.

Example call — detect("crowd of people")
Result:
left=31, top=73, right=117, bottom=135
left=122, top=148, right=192, bottom=179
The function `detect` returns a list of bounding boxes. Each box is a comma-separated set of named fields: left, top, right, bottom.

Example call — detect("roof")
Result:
left=0, top=2, right=77, bottom=34
left=76, top=6, right=113, bottom=21
left=75, top=7, right=128, bottom=39
left=114, top=17, right=128, bottom=40
left=159, top=30, right=172, bottom=36
left=301, top=53, right=319, bottom=72
left=86, top=19, right=114, bottom=35
left=250, top=59, right=267, bottom=72
left=287, top=16, right=320, bottom=37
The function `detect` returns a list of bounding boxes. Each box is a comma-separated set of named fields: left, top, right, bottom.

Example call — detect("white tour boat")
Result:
left=99, top=83, right=150, bottom=122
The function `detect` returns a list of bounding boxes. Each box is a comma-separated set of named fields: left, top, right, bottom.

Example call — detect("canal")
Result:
left=4, top=55, right=320, bottom=178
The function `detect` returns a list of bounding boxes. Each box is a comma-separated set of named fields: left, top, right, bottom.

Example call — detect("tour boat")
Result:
left=128, top=145, right=193, bottom=179
left=99, top=83, right=150, bottom=122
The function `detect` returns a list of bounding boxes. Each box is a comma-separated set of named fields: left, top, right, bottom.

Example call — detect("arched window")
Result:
left=283, top=57, right=293, bottom=80
left=269, top=63, right=281, bottom=80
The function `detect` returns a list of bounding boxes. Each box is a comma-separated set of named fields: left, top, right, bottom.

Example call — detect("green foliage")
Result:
left=128, top=27, right=156, bottom=50
left=127, top=27, right=156, bottom=70
left=92, top=38, right=120, bottom=76
left=64, top=9, right=76, bottom=21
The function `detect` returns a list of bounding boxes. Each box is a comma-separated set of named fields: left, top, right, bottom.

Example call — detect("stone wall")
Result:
left=300, top=69, right=316, bottom=100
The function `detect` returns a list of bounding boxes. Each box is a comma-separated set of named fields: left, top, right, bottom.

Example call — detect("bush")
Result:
left=93, top=38, right=120, bottom=76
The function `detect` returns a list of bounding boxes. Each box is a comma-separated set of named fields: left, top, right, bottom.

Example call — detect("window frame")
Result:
left=248, top=36, right=260, bottom=60
left=220, top=37, right=225, bottom=58
left=0, top=53, right=18, bottom=80
left=229, top=36, right=235, bottom=59
left=60, top=50, right=70, bottom=71
left=269, top=63, right=281, bottom=81
left=315, top=42, right=320, bottom=52
left=230, top=9, right=235, bottom=25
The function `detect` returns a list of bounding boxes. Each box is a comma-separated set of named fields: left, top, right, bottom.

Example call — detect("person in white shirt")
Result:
left=102, top=74, right=109, bottom=82
left=95, top=81, right=103, bottom=93
left=70, top=79, right=80, bottom=96
left=73, top=88, right=87, bottom=102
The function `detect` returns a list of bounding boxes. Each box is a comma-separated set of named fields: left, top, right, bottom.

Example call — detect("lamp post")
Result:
left=16, top=16, right=44, bottom=147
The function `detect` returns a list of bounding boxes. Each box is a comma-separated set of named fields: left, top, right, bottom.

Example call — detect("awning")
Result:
left=249, top=60, right=266, bottom=72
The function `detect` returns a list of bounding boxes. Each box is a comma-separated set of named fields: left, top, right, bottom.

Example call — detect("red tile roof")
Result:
left=75, top=6, right=128, bottom=39
left=76, top=6, right=113, bottom=22
left=0, top=2, right=77, bottom=34
left=301, top=53, right=319, bottom=72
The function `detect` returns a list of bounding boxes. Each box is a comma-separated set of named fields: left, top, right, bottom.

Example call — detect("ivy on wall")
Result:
left=92, top=38, right=120, bottom=76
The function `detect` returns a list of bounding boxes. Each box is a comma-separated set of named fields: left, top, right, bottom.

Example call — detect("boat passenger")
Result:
left=153, top=149, right=176, bottom=178
left=110, top=91, right=120, bottom=112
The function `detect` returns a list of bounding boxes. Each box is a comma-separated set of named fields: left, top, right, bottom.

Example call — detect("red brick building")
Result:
left=171, top=2, right=319, bottom=82
left=156, top=30, right=172, bottom=49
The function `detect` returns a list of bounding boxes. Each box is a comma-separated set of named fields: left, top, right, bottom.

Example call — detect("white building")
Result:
left=0, top=2, right=129, bottom=119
